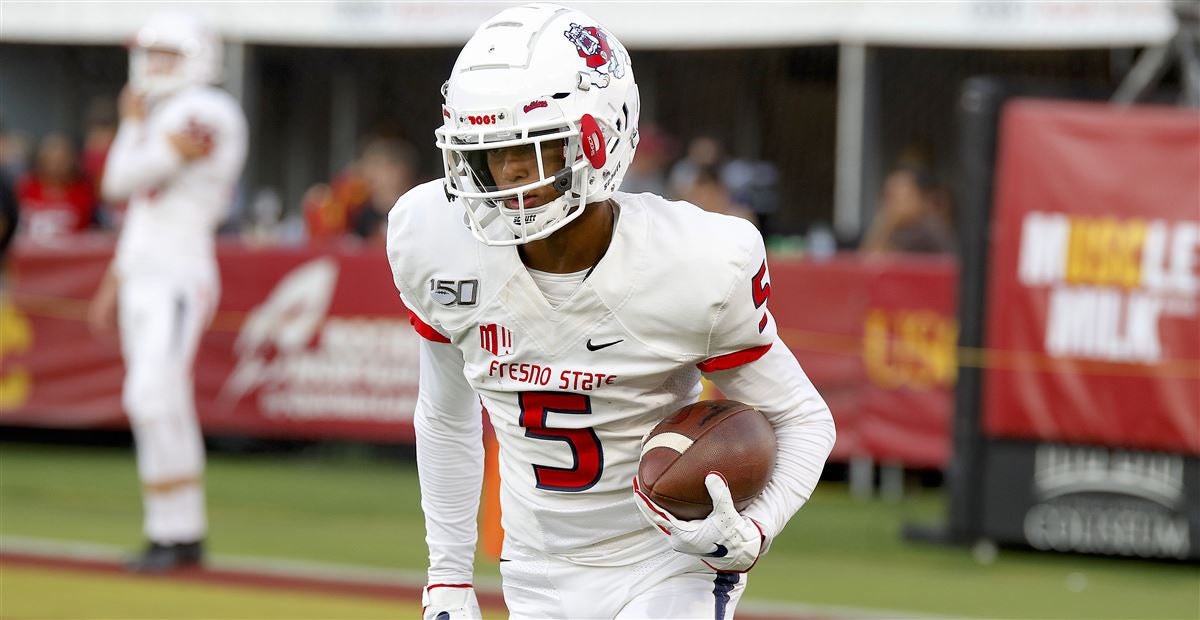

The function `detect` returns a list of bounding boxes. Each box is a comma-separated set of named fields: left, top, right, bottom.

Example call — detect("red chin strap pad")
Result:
left=580, top=114, right=607, bottom=170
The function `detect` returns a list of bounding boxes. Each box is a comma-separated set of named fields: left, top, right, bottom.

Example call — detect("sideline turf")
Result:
left=2, top=442, right=1197, bottom=618
left=0, top=565, right=410, bottom=619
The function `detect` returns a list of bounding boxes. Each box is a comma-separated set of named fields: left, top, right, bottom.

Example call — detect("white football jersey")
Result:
left=389, top=181, right=778, bottom=566
left=106, top=85, right=247, bottom=282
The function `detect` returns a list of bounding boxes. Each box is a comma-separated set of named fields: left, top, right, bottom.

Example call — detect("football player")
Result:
left=88, top=12, right=247, bottom=572
left=387, top=4, right=835, bottom=618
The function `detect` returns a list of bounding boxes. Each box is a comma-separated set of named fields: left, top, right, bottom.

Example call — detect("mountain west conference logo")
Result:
left=220, top=257, right=420, bottom=421
left=479, top=323, right=514, bottom=357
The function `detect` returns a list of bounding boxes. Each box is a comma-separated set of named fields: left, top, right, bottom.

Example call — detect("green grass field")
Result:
left=1, top=565, right=405, bottom=619
left=2, top=442, right=1197, bottom=619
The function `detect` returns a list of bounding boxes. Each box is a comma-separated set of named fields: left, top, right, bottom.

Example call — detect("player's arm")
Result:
left=633, top=222, right=835, bottom=572
left=414, top=335, right=484, bottom=581
left=387, top=192, right=483, bottom=618
left=101, top=89, right=214, bottom=202
left=411, top=323, right=484, bottom=620
left=101, top=89, right=182, bottom=202
left=704, top=340, right=836, bottom=548
left=87, top=264, right=120, bottom=334
left=633, top=342, right=834, bottom=574
left=700, top=233, right=836, bottom=561
left=102, top=120, right=185, bottom=202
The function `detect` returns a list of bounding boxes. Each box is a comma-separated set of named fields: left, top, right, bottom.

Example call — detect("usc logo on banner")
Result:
left=862, top=309, right=957, bottom=390
left=0, top=300, right=33, bottom=409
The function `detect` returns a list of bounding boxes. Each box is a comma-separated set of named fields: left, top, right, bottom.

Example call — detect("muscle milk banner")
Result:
left=979, top=100, right=1200, bottom=560
left=983, top=100, right=1200, bottom=454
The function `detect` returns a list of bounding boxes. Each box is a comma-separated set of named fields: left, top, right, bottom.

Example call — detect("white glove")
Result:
left=633, top=472, right=765, bottom=572
left=422, top=584, right=481, bottom=620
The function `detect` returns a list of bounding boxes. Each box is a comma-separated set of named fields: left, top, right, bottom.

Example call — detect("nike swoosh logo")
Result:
left=702, top=544, right=729, bottom=558
left=586, top=339, right=623, bottom=351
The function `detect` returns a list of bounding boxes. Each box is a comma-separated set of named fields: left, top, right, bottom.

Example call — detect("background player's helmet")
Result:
left=437, top=3, right=641, bottom=246
left=129, top=13, right=222, bottom=99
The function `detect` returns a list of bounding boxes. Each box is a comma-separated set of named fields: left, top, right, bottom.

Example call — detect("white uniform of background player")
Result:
left=90, top=12, right=247, bottom=571
left=388, top=4, right=834, bottom=618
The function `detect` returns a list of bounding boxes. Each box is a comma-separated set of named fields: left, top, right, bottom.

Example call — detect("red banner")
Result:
left=982, top=100, right=1200, bottom=455
left=770, top=257, right=957, bottom=469
left=1, top=238, right=421, bottom=442
left=1, top=241, right=958, bottom=467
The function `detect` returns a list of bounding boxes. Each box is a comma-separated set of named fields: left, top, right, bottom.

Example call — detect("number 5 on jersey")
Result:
left=752, top=259, right=771, bottom=333
left=519, top=392, right=603, bottom=492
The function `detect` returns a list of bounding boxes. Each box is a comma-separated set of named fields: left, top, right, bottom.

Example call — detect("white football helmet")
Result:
left=129, top=12, right=222, bottom=99
left=437, top=3, right=641, bottom=246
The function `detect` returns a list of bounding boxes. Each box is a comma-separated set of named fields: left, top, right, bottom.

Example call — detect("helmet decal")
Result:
left=579, top=114, right=606, bottom=169
left=564, top=23, right=625, bottom=88
left=523, top=100, right=549, bottom=114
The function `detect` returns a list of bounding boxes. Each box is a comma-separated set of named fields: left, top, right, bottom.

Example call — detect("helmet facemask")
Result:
left=437, top=111, right=619, bottom=246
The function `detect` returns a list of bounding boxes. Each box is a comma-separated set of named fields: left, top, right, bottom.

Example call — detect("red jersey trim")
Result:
left=696, top=343, right=772, bottom=373
left=409, top=313, right=451, bottom=343
left=426, top=583, right=473, bottom=591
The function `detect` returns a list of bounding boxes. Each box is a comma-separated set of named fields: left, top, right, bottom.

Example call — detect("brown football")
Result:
left=637, top=399, right=776, bottom=521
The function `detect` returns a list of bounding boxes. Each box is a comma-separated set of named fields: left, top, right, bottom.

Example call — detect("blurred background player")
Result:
left=15, top=133, right=96, bottom=241
left=387, top=4, right=835, bottom=618
left=86, top=12, right=248, bottom=572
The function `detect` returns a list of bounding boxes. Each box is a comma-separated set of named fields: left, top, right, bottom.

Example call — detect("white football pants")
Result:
left=118, top=275, right=216, bottom=544
left=500, top=540, right=746, bottom=619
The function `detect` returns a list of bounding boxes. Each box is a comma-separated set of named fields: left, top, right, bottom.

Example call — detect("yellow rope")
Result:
left=5, top=291, right=1199, bottom=380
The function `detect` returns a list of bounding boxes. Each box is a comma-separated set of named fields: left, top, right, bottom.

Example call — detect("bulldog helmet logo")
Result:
left=563, top=23, right=625, bottom=88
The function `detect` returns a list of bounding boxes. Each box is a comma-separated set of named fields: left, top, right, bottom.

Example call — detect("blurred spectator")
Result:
left=0, top=124, right=32, bottom=183
left=242, top=187, right=280, bottom=243
left=667, top=135, right=722, bottom=198
left=16, top=133, right=96, bottom=240
left=302, top=172, right=368, bottom=242
left=350, top=137, right=418, bottom=242
left=0, top=120, right=19, bottom=266
left=805, top=221, right=837, bottom=260
left=723, top=158, right=780, bottom=234
left=665, top=134, right=776, bottom=232
left=860, top=164, right=956, bottom=255
left=681, top=166, right=758, bottom=227
left=621, top=124, right=674, bottom=196
left=81, top=97, right=120, bottom=226
left=0, top=166, right=16, bottom=267
left=303, top=136, right=417, bottom=243
left=239, top=186, right=305, bottom=246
